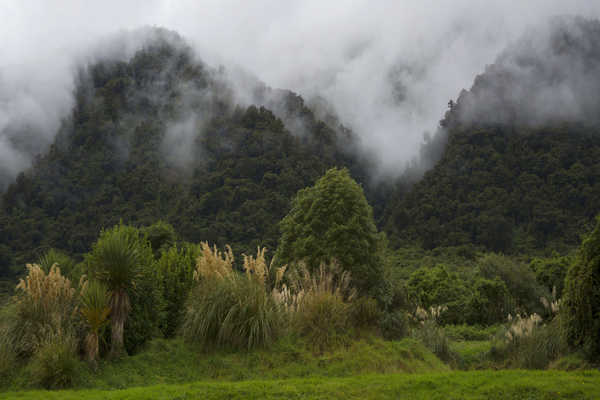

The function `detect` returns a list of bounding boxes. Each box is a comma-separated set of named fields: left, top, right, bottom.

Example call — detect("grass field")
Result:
left=4, top=370, right=600, bottom=399
left=2, top=337, right=448, bottom=390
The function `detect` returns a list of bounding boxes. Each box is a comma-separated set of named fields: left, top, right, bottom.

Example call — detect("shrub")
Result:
left=529, top=253, right=571, bottom=298
left=477, top=253, right=547, bottom=316
left=13, top=264, right=77, bottom=357
left=28, top=332, right=80, bottom=389
left=412, top=319, right=454, bottom=362
left=407, top=266, right=468, bottom=324
left=182, top=244, right=282, bottom=350
left=379, top=310, right=409, bottom=340
left=562, top=216, right=600, bottom=360
left=490, top=314, right=565, bottom=369
left=351, top=297, right=381, bottom=330
left=275, top=168, right=385, bottom=294
left=37, top=249, right=77, bottom=280
left=79, top=279, right=110, bottom=364
left=157, top=243, right=199, bottom=337
left=284, top=262, right=355, bottom=353
left=294, top=290, right=350, bottom=353
left=0, top=305, right=18, bottom=379
left=87, top=223, right=164, bottom=356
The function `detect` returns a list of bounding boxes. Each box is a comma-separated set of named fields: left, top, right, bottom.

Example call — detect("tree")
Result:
left=87, top=224, right=143, bottom=358
left=562, top=216, right=600, bottom=360
left=275, top=168, right=384, bottom=294
left=79, top=280, right=110, bottom=365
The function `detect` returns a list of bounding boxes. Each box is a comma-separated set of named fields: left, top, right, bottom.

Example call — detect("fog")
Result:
left=1, top=0, right=600, bottom=184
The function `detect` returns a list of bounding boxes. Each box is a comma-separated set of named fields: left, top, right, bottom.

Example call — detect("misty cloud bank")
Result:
left=453, top=16, right=600, bottom=128
left=1, top=1, right=600, bottom=188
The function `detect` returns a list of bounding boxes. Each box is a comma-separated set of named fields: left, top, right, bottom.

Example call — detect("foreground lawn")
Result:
left=4, top=370, right=600, bottom=399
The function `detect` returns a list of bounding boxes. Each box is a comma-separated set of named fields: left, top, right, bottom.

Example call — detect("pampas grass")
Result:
left=183, top=245, right=282, bottom=350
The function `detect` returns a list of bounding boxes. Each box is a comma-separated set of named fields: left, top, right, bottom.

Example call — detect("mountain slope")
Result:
left=0, top=30, right=371, bottom=276
left=384, top=16, right=600, bottom=252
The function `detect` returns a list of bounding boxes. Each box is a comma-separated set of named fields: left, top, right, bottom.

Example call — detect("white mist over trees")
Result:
left=1, top=0, right=600, bottom=185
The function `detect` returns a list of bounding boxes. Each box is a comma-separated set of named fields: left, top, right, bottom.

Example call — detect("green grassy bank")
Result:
left=5, top=370, right=600, bottom=400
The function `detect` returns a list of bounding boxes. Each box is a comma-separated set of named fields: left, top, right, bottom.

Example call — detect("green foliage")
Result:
left=86, top=223, right=163, bottom=356
left=386, top=123, right=600, bottom=253
left=477, top=253, right=546, bottom=316
left=491, top=317, right=565, bottom=369
left=28, top=332, right=80, bottom=389
left=0, top=33, right=372, bottom=278
left=5, top=370, right=600, bottom=399
left=350, top=297, right=381, bottom=330
left=182, top=246, right=281, bottom=351
left=11, top=264, right=78, bottom=358
left=412, top=320, right=455, bottom=363
left=80, top=280, right=110, bottom=363
left=156, top=243, right=199, bottom=337
left=182, top=276, right=281, bottom=350
left=142, top=221, right=177, bottom=258
left=0, top=304, right=18, bottom=379
left=465, top=277, right=509, bottom=325
left=444, top=324, right=497, bottom=341
left=530, top=253, right=571, bottom=298
left=562, top=216, right=600, bottom=360
left=37, top=249, right=77, bottom=280
left=407, top=266, right=468, bottom=324
left=275, top=168, right=384, bottom=294
left=379, top=311, right=409, bottom=340
left=294, top=290, right=351, bottom=353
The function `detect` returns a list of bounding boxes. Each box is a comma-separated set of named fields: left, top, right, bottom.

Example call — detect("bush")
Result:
left=157, top=243, right=199, bottom=337
left=37, top=249, right=77, bottom=280
left=490, top=315, right=565, bottom=369
left=351, top=297, right=381, bottom=330
left=379, top=311, right=409, bottom=340
left=275, top=168, right=385, bottom=294
left=477, top=253, right=547, bottom=316
left=13, top=264, right=78, bottom=357
left=0, top=305, right=18, bottom=379
left=284, top=262, right=355, bottom=352
left=412, top=319, right=454, bottom=362
left=87, top=223, right=165, bottom=356
left=295, top=290, right=351, bottom=353
left=562, top=217, right=600, bottom=360
left=182, top=244, right=282, bottom=350
left=407, top=265, right=468, bottom=324
left=28, top=332, right=80, bottom=389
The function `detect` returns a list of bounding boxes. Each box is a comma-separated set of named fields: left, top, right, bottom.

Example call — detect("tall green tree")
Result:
left=275, top=168, right=384, bottom=294
left=562, top=216, right=600, bottom=360
left=87, top=224, right=143, bottom=358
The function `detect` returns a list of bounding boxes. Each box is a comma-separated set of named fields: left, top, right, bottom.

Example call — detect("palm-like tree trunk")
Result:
left=110, top=288, right=130, bottom=358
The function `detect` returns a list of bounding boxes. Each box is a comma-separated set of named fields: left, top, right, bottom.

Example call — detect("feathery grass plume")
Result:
left=183, top=244, right=282, bottom=350
left=491, top=312, right=565, bottom=368
left=193, top=242, right=234, bottom=281
left=13, top=263, right=77, bottom=356
left=79, top=278, right=110, bottom=364
left=410, top=304, right=454, bottom=362
left=281, top=261, right=357, bottom=352
left=243, top=247, right=287, bottom=290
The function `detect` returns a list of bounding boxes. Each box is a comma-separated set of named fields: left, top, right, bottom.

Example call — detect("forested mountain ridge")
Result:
left=384, top=16, right=600, bottom=253
left=3, top=16, right=600, bottom=277
left=0, top=30, right=375, bottom=277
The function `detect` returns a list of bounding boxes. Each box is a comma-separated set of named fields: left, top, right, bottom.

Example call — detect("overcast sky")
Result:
left=1, top=0, right=600, bottom=179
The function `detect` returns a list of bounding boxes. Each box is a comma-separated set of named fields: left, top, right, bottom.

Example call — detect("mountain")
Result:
left=0, top=29, right=374, bottom=276
left=3, top=17, right=600, bottom=277
left=383, top=16, right=600, bottom=253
